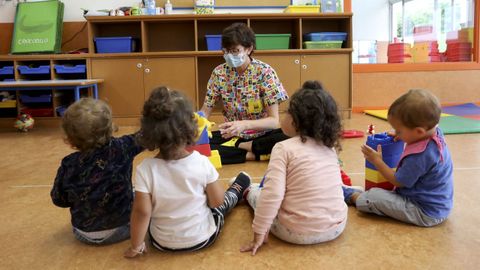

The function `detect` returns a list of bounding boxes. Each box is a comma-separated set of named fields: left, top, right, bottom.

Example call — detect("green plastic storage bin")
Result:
left=11, top=0, right=64, bottom=54
left=256, top=34, right=291, bottom=50
left=303, top=41, right=343, bottom=49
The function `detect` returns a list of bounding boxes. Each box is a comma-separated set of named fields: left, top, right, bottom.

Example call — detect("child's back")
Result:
left=51, top=98, right=143, bottom=244
left=255, top=136, right=346, bottom=234
left=135, top=152, right=218, bottom=248
left=241, top=80, right=347, bottom=255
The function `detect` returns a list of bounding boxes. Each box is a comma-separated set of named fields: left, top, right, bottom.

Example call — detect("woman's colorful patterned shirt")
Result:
left=203, top=58, right=288, bottom=139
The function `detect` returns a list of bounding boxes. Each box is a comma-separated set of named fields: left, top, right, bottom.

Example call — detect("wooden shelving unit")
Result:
left=0, top=13, right=353, bottom=123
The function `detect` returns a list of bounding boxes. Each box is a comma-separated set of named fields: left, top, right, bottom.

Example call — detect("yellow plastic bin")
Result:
left=0, top=100, right=16, bottom=108
left=284, top=5, right=320, bottom=13
left=303, top=41, right=343, bottom=49
left=256, top=34, right=291, bottom=50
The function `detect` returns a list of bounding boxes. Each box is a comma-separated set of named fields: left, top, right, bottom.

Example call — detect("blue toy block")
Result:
left=196, top=126, right=210, bottom=145
left=366, top=133, right=404, bottom=167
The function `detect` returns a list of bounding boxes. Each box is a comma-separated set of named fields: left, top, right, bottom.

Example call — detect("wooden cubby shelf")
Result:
left=0, top=13, right=352, bottom=122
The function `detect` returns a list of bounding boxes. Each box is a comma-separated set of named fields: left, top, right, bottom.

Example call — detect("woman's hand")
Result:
left=240, top=231, right=269, bottom=256
left=124, top=242, right=147, bottom=258
left=219, top=121, right=249, bottom=139
left=361, top=144, right=383, bottom=166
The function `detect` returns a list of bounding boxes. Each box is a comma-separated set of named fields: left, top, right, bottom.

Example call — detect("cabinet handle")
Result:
left=144, top=68, right=151, bottom=73
left=302, top=65, right=307, bottom=70
left=294, top=59, right=300, bottom=64
left=136, top=63, right=143, bottom=69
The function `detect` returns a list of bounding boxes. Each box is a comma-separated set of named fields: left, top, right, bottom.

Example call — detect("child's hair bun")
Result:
left=302, top=80, right=324, bottom=90
left=144, top=87, right=174, bottom=120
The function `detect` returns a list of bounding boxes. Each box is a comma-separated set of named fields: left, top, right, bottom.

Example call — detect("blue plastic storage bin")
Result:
left=205, top=35, right=222, bottom=51
left=94, top=37, right=135, bottom=53
left=303, top=32, right=348, bottom=41
left=17, top=65, right=51, bottom=75
left=54, top=64, right=86, bottom=74
left=0, top=66, right=14, bottom=75
left=20, top=94, right=52, bottom=103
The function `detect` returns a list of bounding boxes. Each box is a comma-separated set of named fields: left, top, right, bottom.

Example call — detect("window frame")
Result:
left=346, top=0, right=480, bottom=73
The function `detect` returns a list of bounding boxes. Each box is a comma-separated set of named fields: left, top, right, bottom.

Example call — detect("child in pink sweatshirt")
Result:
left=241, top=80, right=348, bottom=255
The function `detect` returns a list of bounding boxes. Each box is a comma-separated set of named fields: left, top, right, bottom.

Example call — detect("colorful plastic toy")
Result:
left=186, top=112, right=222, bottom=169
left=365, top=133, right=404, bottom=190
left=14, top=113, right=34, bottom=132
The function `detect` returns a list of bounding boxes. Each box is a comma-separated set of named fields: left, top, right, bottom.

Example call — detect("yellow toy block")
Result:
left=208, top=150, right=222, bottom=169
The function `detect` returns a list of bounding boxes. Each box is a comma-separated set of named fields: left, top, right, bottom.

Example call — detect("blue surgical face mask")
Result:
left=223, top=53, right=245, bottom=68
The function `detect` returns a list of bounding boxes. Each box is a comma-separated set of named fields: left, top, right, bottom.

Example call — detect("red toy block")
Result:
left=186, top=143, right=211, bottom=156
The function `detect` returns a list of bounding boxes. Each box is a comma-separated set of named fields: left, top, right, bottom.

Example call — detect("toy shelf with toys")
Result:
left=0, top=56, right=96, bottom=122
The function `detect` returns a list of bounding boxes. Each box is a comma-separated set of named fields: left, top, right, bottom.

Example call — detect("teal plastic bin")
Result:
left=255, top=34, right=291, bottom=50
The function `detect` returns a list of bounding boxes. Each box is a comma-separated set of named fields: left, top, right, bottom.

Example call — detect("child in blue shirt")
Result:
left=51, top=98, right=143, bottom=244
left=344, top=89, right=453, bottom=227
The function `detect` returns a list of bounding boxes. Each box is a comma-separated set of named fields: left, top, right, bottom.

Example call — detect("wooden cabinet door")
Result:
left=143, top=57, right=196, bottom=108
left=91, top=58, right=144, bottom=117
left=254, top=55, right=301, bottom=111
left=301, top=54, right=351, bottom=111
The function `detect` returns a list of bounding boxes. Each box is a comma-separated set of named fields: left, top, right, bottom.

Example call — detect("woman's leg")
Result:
left=250, top=129, right=289, bottom=160
left=210, top=131, right=248, bottom=164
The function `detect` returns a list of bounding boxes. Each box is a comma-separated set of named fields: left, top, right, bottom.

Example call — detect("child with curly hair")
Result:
left=124, top=87, right=250, bottom=257
left=344, top=89, right=453, bottom=227
left=241, top=81, right=348, bottom=255
left=51, top=98, right=143, bottom=245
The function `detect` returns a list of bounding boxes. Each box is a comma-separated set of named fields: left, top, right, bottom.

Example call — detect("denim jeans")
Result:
left=73, top=224, right=130, bottom=245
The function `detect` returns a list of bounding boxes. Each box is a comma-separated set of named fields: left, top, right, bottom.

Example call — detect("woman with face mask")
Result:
left=200, top=23, right=289, bottom=164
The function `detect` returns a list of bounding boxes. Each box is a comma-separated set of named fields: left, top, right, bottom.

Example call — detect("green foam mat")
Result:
left=439, top=115, right=480, bottom=134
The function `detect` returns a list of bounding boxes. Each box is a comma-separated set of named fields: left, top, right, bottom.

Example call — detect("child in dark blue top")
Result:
left=344, top=89, right=453, bottom=227
left=51, top=98, right=143, bottom=244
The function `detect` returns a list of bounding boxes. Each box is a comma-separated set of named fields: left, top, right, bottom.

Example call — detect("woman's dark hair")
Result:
left=137, top=86, right=197, bottom=160
left=288, top=80, right=342, bottom=150
left=222, top=22, right=256, bottom=55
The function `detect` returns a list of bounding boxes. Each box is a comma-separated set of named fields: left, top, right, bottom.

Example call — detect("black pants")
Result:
left=210, top=128, right=289, bottom=164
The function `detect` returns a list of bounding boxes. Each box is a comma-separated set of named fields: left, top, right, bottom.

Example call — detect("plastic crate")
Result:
left=255, top=34, right=291, bottom=50
left=20, top=94, right=52, bottom=103
left=0, top=66, right=14, bottom=75
left=205, top=35, right=222, bottom=51
left=54, top=64, right=86, bottom=74
left=0, top=100, right=16, bottom=108
left=303, top=32, right=347, bottom=41
left=94, top=37, right=135, bottom=53
left=284, top=5, right=320, bottom=13
left=17, top=65, right=51, bottom=75
left=21, top=107, right=53, bottom=117
left=387, top=43, right=411, bottom=56
left=303, top=41, right=342, bottom=49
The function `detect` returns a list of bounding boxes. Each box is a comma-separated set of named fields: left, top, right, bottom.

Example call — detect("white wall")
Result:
left=352, top=0, right=390, bottom=41
left=0, top=0, right=282, bottom=23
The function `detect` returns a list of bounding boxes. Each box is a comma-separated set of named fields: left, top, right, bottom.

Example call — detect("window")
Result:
left=352, top=0, right=476, bottom=64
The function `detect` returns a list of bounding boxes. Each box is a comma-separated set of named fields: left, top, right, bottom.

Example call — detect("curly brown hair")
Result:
left=288, top=80, right=342, bottom=150
left=62, top=98, right=113, bottom=152
left=137, top=86, right=197, bottom=160
left=388, top=89, right=441, bottom=130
